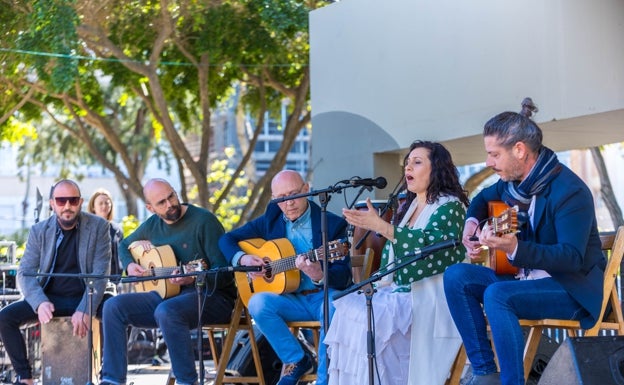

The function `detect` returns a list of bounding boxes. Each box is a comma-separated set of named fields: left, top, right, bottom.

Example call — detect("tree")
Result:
left=0, top=0, right=325, bottom=224
left=590, top=146, right=624, bottom=229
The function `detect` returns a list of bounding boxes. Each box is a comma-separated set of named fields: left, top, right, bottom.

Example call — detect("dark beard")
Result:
left=163, top=204, right=182, bottom=222
left=58, top=216, right=79, bottom=229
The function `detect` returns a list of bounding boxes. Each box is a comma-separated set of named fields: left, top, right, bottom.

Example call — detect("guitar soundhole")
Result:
left=261, top=258, right=274, bottom=281
left=147, top=262, right=156, bottom=277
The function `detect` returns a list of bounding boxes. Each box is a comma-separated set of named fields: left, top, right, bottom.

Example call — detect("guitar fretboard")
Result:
left=491, top=207, right=518, bottom=235
left=268, top=249, right=324, bottom=275
left=145, top=266, right=179, bottom=277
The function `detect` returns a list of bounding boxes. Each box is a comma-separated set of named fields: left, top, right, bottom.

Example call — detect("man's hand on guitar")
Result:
left=463, top=220, right=484, bottom=261
left=239, top=254, right=266, bottom=278
left=128, top=240, right=154, bottom=253
left=127, top=262, right=147, bottom=277
left=478, top=223, right=518, bottom=255
left=296, top=254, right=323, bottom=282
left=169, top=267, right=195, bottom=286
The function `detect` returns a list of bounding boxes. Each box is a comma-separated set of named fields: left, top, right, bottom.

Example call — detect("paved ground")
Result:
left=126, top=361, right=218, bottom=385
left=1, top=361, right=220, bottom=385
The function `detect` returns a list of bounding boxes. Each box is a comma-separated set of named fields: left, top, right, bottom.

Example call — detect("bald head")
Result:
left=143, top=178, right=184, bottom=224
left=271, top=170, right=309, bottom=221
left=143, top=178, right=173, bottom=202
left=271, top=170, right=304, bottom=191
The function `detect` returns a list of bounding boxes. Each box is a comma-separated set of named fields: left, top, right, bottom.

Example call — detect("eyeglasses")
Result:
left=272, top=184, right=306, bottom=201
left=152, top=191, right=178, bottom=209
left=55, top=196, right=81, bottom=206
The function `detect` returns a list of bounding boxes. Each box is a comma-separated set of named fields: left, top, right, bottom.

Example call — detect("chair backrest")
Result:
left=350, top=248, right=375, bottom=283
left=586, top=225, right=624, bottom=335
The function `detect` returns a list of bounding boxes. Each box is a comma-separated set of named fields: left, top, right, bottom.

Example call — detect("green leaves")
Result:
left=17, top=0, right=81, bottom=93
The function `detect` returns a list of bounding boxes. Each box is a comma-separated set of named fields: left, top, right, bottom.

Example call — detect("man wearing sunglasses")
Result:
left=0, top=179, right=112, bottom=385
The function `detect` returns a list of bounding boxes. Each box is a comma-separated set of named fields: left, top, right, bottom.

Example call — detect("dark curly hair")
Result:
left=395, top=140, right=470, bottom=222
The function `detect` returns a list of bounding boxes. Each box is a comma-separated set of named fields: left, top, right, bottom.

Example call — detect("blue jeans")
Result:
left=0, top=295, right=82, bottom=380
left=100, top=287, right=234, bottom=385
left=443, top=263, right=589, bottom=385
left=247, top=289, right=336, bottom=385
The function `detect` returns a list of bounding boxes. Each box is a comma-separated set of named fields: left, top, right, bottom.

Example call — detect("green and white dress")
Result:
left=326, top=195, right=466, bottom=385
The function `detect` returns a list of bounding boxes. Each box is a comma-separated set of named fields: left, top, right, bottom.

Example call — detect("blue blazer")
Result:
left=219, top=201, right=351, bottom=290
left=468, top=165, right=605, bottom=328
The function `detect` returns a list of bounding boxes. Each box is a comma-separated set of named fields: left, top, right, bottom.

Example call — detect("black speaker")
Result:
left=538, top=336, right=624, bottom=385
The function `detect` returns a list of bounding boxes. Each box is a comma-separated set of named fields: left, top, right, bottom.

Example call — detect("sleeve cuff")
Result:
left=232, top=251, right=245, bottom=266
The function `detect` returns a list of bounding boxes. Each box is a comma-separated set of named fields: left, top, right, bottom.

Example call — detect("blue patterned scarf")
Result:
left=503, top=146, right=561, bottom=229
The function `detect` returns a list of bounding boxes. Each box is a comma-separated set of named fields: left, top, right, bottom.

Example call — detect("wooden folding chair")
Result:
left=351, top=248, right=375, bottom=284
left=166, top=297, right=266, bottom=385
left=520, top=225, right=624, bottom=380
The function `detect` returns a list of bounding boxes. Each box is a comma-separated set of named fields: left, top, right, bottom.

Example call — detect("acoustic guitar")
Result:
left=130, top=244, right=202, bottom=299
left=235, top=238, right=349, bottom=306
left=487, top=201, right=520, bottom=275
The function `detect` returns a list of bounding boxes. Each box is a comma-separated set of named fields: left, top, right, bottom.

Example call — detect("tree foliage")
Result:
left=0, top=0, right=327, bottom=226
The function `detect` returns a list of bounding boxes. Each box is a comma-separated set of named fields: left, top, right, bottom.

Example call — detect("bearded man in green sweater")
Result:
left=99, top=178, right=236, bottom=385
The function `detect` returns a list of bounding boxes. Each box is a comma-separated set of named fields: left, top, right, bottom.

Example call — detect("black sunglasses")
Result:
left=54, top=196, right=81, bottom=206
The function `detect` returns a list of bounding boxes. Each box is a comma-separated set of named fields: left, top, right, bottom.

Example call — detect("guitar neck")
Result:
left=145, top=266, right=180, bottom=277
left=268, top=249, right=322, bottom=275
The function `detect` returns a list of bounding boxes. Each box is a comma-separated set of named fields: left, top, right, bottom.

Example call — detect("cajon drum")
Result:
left=40, top=317, right=101, bottom=385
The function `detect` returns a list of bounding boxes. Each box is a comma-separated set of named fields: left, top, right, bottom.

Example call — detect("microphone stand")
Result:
left=354, top=177, right=404, bottom=250
left=195, top=270, right=206, bottom=385
left=333, top=238, right=460, bottom=385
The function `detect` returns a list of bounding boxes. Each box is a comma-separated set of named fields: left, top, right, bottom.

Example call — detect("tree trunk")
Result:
left=590, top=147, right=624, bottom=229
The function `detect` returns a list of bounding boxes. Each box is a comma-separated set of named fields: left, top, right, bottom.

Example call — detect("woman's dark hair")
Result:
left=483, top=97, right=543, bottom=153
left=395, top=140, right=470, bottom=221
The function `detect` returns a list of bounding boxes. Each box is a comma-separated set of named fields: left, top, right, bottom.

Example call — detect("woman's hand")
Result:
left=342, top=198, right=393, bottom=240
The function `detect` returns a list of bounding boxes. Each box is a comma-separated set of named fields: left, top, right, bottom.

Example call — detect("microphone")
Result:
left=211, top=265, right=263, bottom=273
left=408, top=238, right=460, bottom=258
left=346, top=177, right=388, bottom=189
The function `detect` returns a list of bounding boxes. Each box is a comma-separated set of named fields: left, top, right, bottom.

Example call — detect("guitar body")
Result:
left=236, top=238, right=301, bottom=307
left=131, top=245, right=180, bottom=299
left=488, top=201, right=519, bottom=275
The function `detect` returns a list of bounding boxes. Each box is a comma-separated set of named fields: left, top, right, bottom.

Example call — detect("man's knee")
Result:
left=443, top=262, right=471, bottom=290
left=247, top=293, right=272, bottom=318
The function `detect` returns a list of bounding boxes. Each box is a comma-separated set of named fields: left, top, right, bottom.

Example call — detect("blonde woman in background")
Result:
left=88, top=189, right=123, bottom=280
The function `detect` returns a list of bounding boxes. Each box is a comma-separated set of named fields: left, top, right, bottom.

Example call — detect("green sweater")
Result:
left=119, top=204, right=233, bottom=291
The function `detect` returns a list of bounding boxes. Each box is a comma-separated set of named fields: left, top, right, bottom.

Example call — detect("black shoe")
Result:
left=462, top=373, right=501, bottom=385
left=277, top=352, right=313, bottom=385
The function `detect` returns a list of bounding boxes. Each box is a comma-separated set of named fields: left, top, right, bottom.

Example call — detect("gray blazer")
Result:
left=17, top=211, right=112, bottom=314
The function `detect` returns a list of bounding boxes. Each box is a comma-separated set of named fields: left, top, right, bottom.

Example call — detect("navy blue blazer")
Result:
left=219, top=200, right=351, bottom=290
left=468, top=165, right=606, bottom=328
